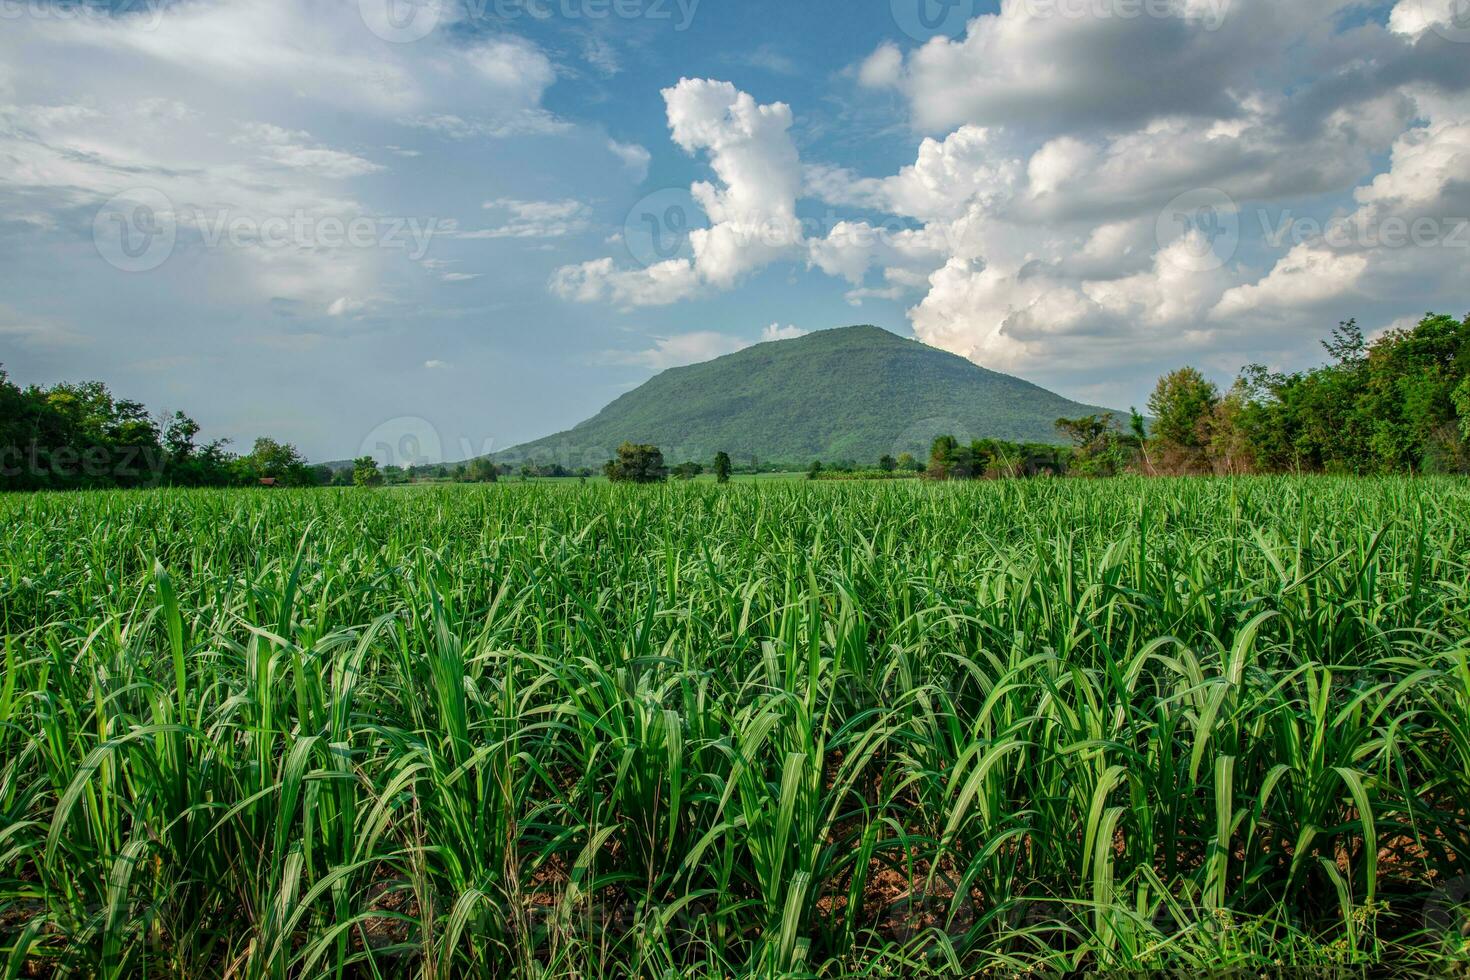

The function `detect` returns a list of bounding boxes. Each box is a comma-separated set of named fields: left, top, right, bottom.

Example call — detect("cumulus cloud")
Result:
left=608, top=139, right=652, bottom=181
left=784, top=0, right=1470, bottom=399
left=0, top=0, right=567, bottom=314
left=553, top=79, right=803, bottom=307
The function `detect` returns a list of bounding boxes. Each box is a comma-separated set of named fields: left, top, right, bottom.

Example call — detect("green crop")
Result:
left=1, top=478, right=1468, bottom=977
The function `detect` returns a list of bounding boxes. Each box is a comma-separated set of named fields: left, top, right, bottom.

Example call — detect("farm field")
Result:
left=1, top=479, right=1469, bottom=977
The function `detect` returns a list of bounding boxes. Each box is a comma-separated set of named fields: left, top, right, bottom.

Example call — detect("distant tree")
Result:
left=1054, top=414, right=1114, bottom=451
left=246, top=437, right=313, bottom=486
left=807, top=459, right=823, bottom=480
left=927, top=435, right=958, bottom=480
left=713, top=451, right=732, bottom=483
left=878, top=454, right=897, bottom=472
left=352, top=456, right=383, bottom=487
left=1147, top=368, right=1219, bottom=473
left=604, top=443, right=668, bottom=484
left=672, top=461, right=704, bottom=481
left=1456, top=377, right=1470, bottom=441
left=896, top=452, right=920, bottom=472
left=467, top=457, right=499, bottom=483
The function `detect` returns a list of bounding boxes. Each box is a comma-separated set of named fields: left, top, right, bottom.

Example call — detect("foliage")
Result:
left=713, top=451, right=732, bottom=484
left=671, top=461, right=704, bottom=481
left=494, top=325, right=1114, bottom=468
left=603, top=442, right=667, bottom=483
left=1, top=479, right=1468, bottom=976
left=1054, top=413, right=1141, bottom=477
left=1146, top=367, right=1219, bottom=473
left=466, top=457, right=500, bottom=483
left=0, top=364, right=324, bottom=490
left=352, top=456, right=384, bottom=487
left=1147, top=314, right=1470, bottom=476
left=928, top=434, right=1069, bottom=480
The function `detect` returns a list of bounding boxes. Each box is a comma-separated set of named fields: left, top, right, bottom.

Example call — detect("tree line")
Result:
left=916, top=312, right=1470, bottom=480
left=0, top=367, right=330, bottom=491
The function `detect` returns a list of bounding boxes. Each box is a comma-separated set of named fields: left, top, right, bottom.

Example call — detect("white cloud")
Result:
left=1213, top=245, right=1370, bottom=319
left=0, top=0, right=568, bottom=315
left=553, top=79, right=803, bottom=307
left=326, top=297, right=368, bottom=317
left=551, top=257, right=703, bottom=309
left=424, top=359, right=451, bottom=370
left=237, top=123, right=384, bottom=179
left=460, top=199, right=591, bottom=239
left=611, top=324, right=807, bottom=370
left=858, top=43, right=903, bottom=89
left=761, top=323, right=807, bottom=342
left=608, top=139, right=652, bottom=181
left=611, top=331, right=750, bottom=370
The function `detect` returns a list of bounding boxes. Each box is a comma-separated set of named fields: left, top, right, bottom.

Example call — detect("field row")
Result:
left=1, top=479, right=1468, bottom=976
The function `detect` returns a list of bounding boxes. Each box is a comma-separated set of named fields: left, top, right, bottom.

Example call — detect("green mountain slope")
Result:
left=496, top=325, right=1118, bottom=467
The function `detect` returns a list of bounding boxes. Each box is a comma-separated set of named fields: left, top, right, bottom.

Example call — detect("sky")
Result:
left=1, top=0, right=1468, bottom=464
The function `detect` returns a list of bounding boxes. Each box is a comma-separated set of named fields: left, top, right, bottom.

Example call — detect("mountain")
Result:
left=495, top=325, right=1119, bottom=468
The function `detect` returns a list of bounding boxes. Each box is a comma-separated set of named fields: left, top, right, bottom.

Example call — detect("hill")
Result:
left=495, top=325, right=1118, bottom=468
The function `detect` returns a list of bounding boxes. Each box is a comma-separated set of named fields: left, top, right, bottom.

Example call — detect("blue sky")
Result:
left=2, top=0, right=1468, bottom=463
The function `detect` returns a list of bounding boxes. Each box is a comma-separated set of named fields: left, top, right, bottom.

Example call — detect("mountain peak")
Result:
left=498, top=325, right=1115, bottom=466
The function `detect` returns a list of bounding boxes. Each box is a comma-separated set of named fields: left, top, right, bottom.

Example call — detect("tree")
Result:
left=1147, top=368, right=1219, bottom=473
left=807, top=459, right=823, bottom=480
left=713, top=451, right=732, bottom=484
left=1456, top=377, right=1470, bottom=441
left=467, top=457, right=499, bottom=483
left=672, top=461, right=704, bottom=481
left=927, top=435, right=958, bottom=480
left=604, top=443, right=668, bottom=484
left=878, top=454, right=897, bottom=472
left=353, top=456, right=383, bottom=487
left=1054, top=414, right=1114, bottom=451
left=896, top=452, right=920, bottom=472
left=246, top=437, right=312, bottom=485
